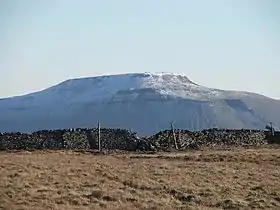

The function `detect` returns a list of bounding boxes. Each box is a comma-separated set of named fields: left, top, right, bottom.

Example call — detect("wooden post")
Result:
left=178, top=129, right=180, bottom=148
left=171, top=122, right=178, bottom=150
left=270, top=122, right=275, bottom=136
left=98, top=123, right=101, bottom=151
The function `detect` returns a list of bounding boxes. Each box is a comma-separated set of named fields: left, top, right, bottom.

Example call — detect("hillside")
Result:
left=0, top=72, right=279, bottom=135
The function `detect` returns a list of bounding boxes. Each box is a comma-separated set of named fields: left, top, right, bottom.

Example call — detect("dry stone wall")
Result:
left=148, top=129, right=268, bottom=151
left=0, top=128, right=274, bottom=152
left=0, top=128, right=147, bottom=151
left=266, top=131, right=280, bottom=144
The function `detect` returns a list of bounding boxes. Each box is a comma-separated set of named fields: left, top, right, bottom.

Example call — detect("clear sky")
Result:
left=1, top=0, right=280, bottom=99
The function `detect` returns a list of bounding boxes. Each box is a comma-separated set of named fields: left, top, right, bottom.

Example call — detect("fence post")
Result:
left=270, top=122, right=275, bottom=136
left=98, top=123, right=101, bottom=151
left=171, top=122, right=178, bottom=150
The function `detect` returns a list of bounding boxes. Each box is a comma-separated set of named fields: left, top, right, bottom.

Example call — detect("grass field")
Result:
left=1, top=146, right=280, bottom=210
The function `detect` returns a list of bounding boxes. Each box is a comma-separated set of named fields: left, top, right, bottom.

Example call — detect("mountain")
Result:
left=0, top=72, right=279, bottom=136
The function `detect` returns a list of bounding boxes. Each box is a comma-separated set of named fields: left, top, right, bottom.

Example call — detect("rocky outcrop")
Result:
left=0, top=128, right=272, bottom=152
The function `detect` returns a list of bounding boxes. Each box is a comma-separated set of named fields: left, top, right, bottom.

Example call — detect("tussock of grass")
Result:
left=0, top=147, right=280, bottom=209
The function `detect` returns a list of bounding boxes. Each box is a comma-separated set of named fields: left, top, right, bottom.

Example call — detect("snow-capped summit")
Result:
left=17, top=72, right=258, bottom=103
left=0, top=72, right=279, bottom=135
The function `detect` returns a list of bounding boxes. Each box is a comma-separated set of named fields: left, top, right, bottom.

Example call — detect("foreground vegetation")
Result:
left=1, top=146, right=280, bottom=209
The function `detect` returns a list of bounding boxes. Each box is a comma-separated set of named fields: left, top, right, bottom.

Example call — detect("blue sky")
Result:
left=1, top=0, right=279, bottom=99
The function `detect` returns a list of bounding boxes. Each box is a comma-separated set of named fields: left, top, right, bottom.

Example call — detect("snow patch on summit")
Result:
left=137, top=72, right=227, bottom=100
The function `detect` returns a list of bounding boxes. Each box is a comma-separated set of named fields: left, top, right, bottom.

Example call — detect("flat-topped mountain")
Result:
left=0, top=72, right=279, bottom=135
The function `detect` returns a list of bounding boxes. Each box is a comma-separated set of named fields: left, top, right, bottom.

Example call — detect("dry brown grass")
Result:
left=1, top=146, right=280, bottom=210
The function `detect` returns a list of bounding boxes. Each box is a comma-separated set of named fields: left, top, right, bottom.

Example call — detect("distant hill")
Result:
left=0, top=72, right=279, bottom=136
